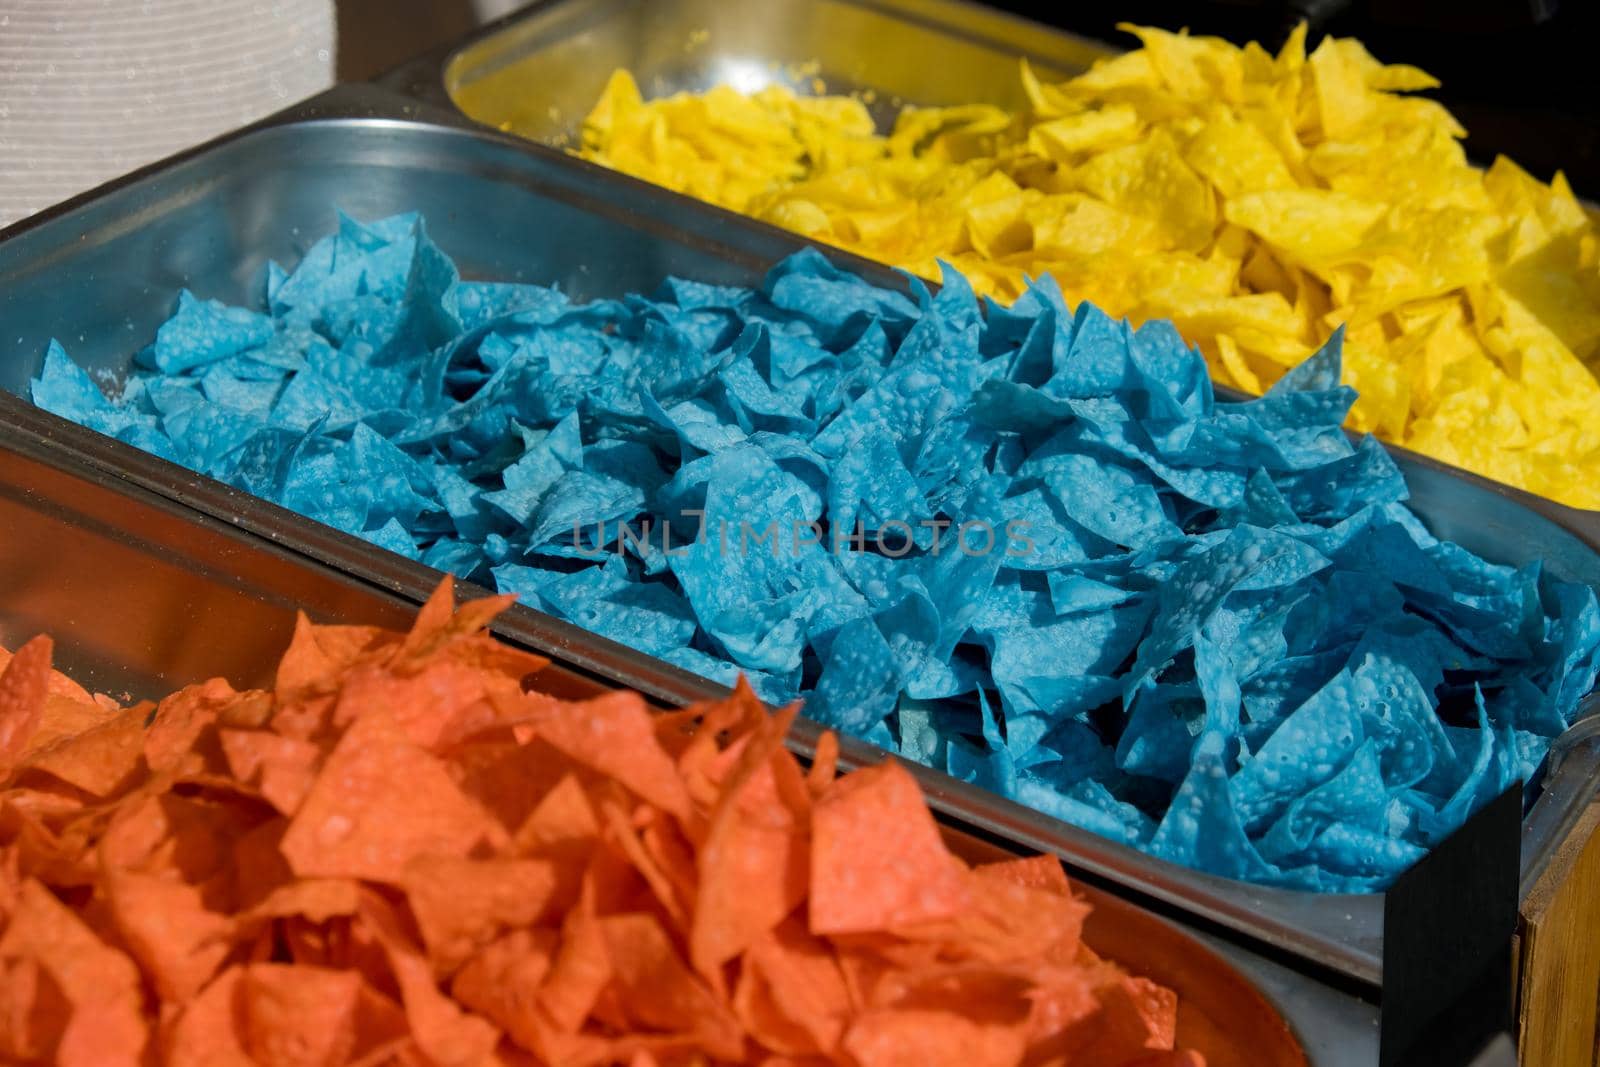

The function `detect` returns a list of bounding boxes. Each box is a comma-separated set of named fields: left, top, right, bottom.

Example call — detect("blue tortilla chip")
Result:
left=1302, top=822, right=1426, bottom=883
left=33, top=341, right=114, bottom=415
left=146, top=290, right=274, bottom=374
left=1022, top=449, right=1180, bottom=549
left=762, top=247, right=917, bottom=345
left=1233, top=671, right=1367, bottom=832
left=807, top=615, right=901, bottom=737
left=532, top=557, right=698, bottom=658
left=946, top=693, right=1018, bottom=794
left=30, top=211, right=1600, bottom=893
left=1257, top=739, right=1389, bottom=864
left=1150, top=731, right=1272, bottom=881
left=446, top=281, right=569, bottom=331
left=1117, top=683, right=1204, bottom=784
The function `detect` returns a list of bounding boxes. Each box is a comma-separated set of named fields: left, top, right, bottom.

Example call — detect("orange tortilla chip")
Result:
left=516, top=772, right=600, bottom=853
left=638, top=816, right=700, bottom=935
left=98, top=792, right=242, bottom=892
left=809, top=761, right=972, bottom=935
left=974, top=853, right=1075, bottom=896
left=395, top=579, right=521, bottom=669
left=244, top=878, right=360, bottom=924
left=359, top=892, right=502, bottom=1065
left=599, top=911, right=743, bottom=1059
left=241, top=963, right=362, bottom=1067
left=671, top=679, right=768, bottom=803
left=331, top=658, right=509, bottom=751
left=528, top=690, right=693, bottom=819
left=450, top=927, right=559, bottom=1049
left=0, top=578, right=1204, bottom=1066
left=1064, top=974, right=1182, bottom=1064
left=806, top=730, right=840, bottom=798
left=399, top=854, right=558, bottom=971
left=896, top=874, right=1091, bottom=967
left=144, top=677, right=236, bottom=775
left=732, top=918, right=852, bottom=1057
left=0, top=644, right=98, bottom=712
left=0, top=880, right=147, bottom=1066
left=274, top=614, right=395, bottom=705
left=229, top=818, right=294, bottom=911
left=0, top=954, right=69, bottom=1062
left=537, top=876, right=613, bottom=1033
left=350, top=983, right=412, bottom=1063
left=163, top=966, right=254, bottom=1067
left=691, top=704, right=808, bottom=976
left=600, top=802, right=692, bottom=931
left=842, top=1008, right=1027, bottom=1067
left=22, top=692, right=123, bottom=762
left=0, top=638, right=52, bottom=774
left=218, top=729, right=320, bottom=815
left=105, top=872, right=232, bottom=1001
left=22, top=709, right=144, bottom=798
left=280, top=709, right=502, bottom=882
left=450, top=735, right=573, bottom=839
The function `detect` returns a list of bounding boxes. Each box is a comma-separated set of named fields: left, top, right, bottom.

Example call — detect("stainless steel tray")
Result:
left=0, top=420, right=602, bottom=707
left=410, top=0, right=1599, bottom=226
left=395, top=0, right=1115, bottom=145
left=0, top=429, right=1376, bottom=1067
left=0, top=85, right=1594, bottom=993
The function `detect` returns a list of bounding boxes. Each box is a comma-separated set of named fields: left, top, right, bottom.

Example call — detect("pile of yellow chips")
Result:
left=576, top=25, right=1600, bottom=507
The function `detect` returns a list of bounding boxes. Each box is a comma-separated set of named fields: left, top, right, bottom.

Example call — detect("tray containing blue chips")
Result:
left=0, top=83, right=1592, bottom=1059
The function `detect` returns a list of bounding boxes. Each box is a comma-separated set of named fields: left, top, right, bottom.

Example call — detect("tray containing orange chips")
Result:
left=0, top=430, right=1379, bottom=1065
left=0, top=80, right=1588, bottom=1064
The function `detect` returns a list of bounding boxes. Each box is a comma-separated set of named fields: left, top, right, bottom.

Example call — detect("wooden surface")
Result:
left=1517, top=803, right=1600, bottom=1067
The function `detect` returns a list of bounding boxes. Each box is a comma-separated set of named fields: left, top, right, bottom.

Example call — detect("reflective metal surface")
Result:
left=0, top=430, right=1372, bottom=1066
left=0, top=430, right=610, bottom=707
left=426, top=0, right=1115, bottom=144
left=0, top=87, right=1595, bottom=991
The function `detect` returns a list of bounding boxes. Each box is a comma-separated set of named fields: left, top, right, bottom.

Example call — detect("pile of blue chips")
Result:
left=35, top=213, right=1600, bottom=891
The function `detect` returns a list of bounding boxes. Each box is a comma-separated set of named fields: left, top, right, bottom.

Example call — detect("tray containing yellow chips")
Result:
left=387, top=0, right=1600, bottom=514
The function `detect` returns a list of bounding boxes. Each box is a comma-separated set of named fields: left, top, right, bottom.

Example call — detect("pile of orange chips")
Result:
left=576, top=25, right=1600, bottom=507
left=0, top=582, right=1201, bottom=1066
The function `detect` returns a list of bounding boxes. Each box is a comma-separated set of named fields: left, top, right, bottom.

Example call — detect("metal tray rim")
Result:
left=371, top=0, right=1122, bottom=113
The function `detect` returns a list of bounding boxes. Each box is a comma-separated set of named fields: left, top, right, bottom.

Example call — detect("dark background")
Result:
left=993, top=0, right=1599, bottom=198
left=336, top=0, right=1600, bottom=198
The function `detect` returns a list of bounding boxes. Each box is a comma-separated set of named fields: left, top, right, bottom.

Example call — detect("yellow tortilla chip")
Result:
left=570, top=26, right=1600, bottom=507
left=1224, top=189, right=1386, bottom=266
left=1028, top=105, right=1142, bottom=160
